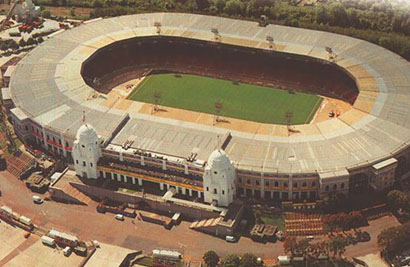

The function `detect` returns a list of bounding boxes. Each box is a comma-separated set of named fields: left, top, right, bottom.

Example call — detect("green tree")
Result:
left=221, top=254, right=240, bottom=267
left=0, top=42, right=7, bottom=51
left=213, top=0, right=225, bottom=12
left=203, top=250, right=219, bottom=267
left=18, top=38, right=26, bottom=47
left=8, top=40, right=18, bottom=50
left=93, top=0, right=104, bottom=8
left=224, top=0, right=243, bottom=16
left=327, top=235, right=346, bottom=258
left=42, top=10, right=51, bottom=18
left=240, top=253, right=260, bottom=267
left=196, top=0, right=210, bottom=10
left=26, top=37, right=35, bottom=46
left=328, top=2, right=349, bottom=27
left=387, top=190, right=410, bottom=212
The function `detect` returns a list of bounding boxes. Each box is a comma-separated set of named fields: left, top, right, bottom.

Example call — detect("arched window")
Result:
left=333, top=184, right=337, bottom=190
left=293, top=182, right=298, bottom=188
left=302, top=182, right=307, bottom=187
left=274, top=181, right=279, bottom=187
left=341, top=183, right=345, bottom=189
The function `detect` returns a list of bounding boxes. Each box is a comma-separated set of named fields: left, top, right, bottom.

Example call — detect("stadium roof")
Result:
left=9, top=13, right=410, bottom=175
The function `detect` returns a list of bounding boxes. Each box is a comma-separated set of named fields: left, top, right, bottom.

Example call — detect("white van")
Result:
left=32, top=195, right=43, bottom=204
left=63, top=246, right=71, bottom=256
left=115, top=214, right=124, bottom=221
left=225, top=235, right=236, bottom=242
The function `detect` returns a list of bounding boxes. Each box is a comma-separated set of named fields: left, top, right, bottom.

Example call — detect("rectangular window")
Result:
left=214, top=188, right=217, bottom=194
left=90, top=163, right=93, bottom=167
left=76, top=160, right=78, bottom=164
left=222, top=190, right=225, bottom=195
left=206, top=187, right=209, bottom=191
left=83, top=161, right=86, bottom=167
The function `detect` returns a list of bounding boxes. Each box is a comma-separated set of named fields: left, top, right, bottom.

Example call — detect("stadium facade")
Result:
left=5, top=13, right=410, bottom=207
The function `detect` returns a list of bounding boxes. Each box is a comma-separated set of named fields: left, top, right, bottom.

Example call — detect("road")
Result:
left=0, top=170, right=284, bottom=262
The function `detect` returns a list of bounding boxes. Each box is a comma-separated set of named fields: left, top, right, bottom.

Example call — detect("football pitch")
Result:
left=128, top=73, right=323, bottom=125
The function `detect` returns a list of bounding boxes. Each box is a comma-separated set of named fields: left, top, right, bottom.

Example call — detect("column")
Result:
left=117, top=175, right=121, bottom=182
left=162, top=160, right=167, bottom=170
left=141, top=155, right=145, bottom=166
left=188, top=189, right=192, bottom=197
left=260, top=173, right=265, bottom=199
left=132, top=177, right=136, bottom=184
left=124, top=176, right=127, bottom=183
left=138, top=178, right=143, bottom=186
left=102, top=170, right=106, bottom=178
left=41, top=125, right=47, bottom=149
left=160, top=183, right=164, bottom=191
left=289, top=175, right=293, bottom=201
left=181, top=187, right=186, bottom=195
left=119, top=150, right=124, bottom=161
left=166, top=184, right=170, bottom=190
left=184, top=163, right=189, bottom=175
left=60, top=132, right=67, bottom=157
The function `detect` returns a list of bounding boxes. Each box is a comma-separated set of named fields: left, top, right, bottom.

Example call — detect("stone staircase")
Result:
left=58, top=182, right=93, bottom=205
left=189, top=217, right=222, bottom=231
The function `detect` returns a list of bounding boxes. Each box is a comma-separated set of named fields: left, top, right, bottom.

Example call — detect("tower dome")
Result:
left=207, top=149, right=231, bottom=170
left=76, top=123, right=98, bottom=143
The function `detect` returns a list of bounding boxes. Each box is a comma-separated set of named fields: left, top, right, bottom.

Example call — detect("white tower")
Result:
left=72, top=123, right=101, bottom=179
left=203, top=149, right=236, bottom=207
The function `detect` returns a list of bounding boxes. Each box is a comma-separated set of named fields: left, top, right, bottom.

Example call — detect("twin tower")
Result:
left=72, top=124, right=236, bottom=207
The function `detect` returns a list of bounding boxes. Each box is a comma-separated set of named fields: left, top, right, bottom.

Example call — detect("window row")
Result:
left=238, top=177, right=317, bottom=188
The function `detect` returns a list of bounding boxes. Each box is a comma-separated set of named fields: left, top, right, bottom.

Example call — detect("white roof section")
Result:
left=4, top=65, right=16, bottom=78
left=48, top=229, right=78, bottom=243
left=10, top=107, right=28, bottom=121
left=9, top=13, right=410, bottom=175
left=1, top=87, right=11, bottom=101
left=372, top=158, right=398, bottom=170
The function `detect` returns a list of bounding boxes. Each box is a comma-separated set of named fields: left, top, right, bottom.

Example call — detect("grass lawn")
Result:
left=254, top=210, right=286, bottom=231
left=128, top=73, right=322, bottom=125
left=136, top=257, right=184, bottom=267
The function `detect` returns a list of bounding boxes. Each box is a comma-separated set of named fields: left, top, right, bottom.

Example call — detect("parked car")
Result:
left=225, top=235, right=237, bottom=243
left=115, top=214, right=124, bottom=221
left=32, top=195, right=43, bottom=204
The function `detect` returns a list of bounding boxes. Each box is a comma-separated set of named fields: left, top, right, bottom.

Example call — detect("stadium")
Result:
left=6, top=13, right=410, bottom=204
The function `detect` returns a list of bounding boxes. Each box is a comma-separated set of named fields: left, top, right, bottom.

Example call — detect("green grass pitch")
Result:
left=128, top=73, right=323, bottom=125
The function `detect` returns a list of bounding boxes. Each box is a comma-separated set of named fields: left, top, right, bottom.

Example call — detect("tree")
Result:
left=203, top=250, right=219, bottom=267
left=224, top=0, right=243, bottom=16
left=0, top=42, right=7, bottom=51
left=327, top=235, right=346, bottom=258
left=213, top=0, right=226, bottom=12
left=328, top=2, right=349, bottom=27
left=196, top=0, right=210, bottom=10
left=8, top=40, right=18, bottom=50
left=283, top=236, right=297, bottom=255
left=221, top=254, right=240, bottom=267
left=26, top=37, right=35, bottom=46
left=387, top=190, right=410, bottom=212
left=240, top=253, right=260, bottom=267
left=18, top=38, right=26, bottom=47
left=93, top=0, right=104, bottom=8
left=42, top=10, right=51, bottom=18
